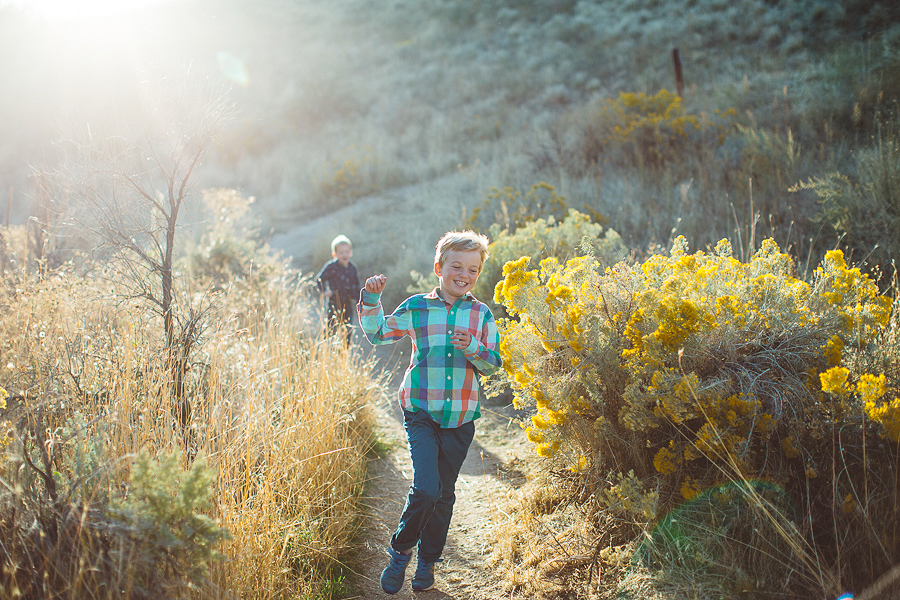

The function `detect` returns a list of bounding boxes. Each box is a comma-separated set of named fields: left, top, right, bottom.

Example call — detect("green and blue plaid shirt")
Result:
left=358, top=287, right=502, bottom=428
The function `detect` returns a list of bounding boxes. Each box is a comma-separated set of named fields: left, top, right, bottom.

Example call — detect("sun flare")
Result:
left=6, top=0, right=169, bottom=19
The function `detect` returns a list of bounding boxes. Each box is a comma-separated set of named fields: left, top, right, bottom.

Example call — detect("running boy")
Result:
left=357, top=230, right=502, bottom=594
left=315, top=234, right=360, bottom=344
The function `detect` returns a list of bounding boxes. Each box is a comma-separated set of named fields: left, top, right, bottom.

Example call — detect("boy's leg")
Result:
left=417, top=420, right=475, bottom=562
left=389, top=410, right=443, bottom=552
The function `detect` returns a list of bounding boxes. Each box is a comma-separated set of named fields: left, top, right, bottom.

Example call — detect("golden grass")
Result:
left=0, top=230, right=380, bottom=599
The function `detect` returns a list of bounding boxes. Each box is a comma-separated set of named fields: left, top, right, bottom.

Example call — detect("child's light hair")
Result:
left=434, top=230, right=490, bottom=269
left=331, top=234, right=352, bottom=254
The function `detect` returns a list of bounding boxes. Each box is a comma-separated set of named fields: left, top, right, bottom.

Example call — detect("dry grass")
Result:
left=4, top=1, right=900, bottom=598
left=0, top=226, right=380, bottom=599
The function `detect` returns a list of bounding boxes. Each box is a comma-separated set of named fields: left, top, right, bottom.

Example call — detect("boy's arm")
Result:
left=314, top=262, right=331, bottom=293
left=350, top=264, right=361, bottom=293
left=461, top=310, right=503, bottom=376
left=357, top=277, right=411, bottom=345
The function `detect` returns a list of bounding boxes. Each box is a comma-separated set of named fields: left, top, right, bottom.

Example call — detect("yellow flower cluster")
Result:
left=494, top=255, right=539, bottom=317
left=866, top=397, right=900, bottom=442
left=823, top=334, right=844, bottom=366
left=596, top=90, right=736, bottom=168
left=602, top=470, right=659, bottom=519
left=496, top=234, right=895, bottom=511
left=680, top=476, right=702, bottom=501
left=0, top=386, right=9, bottom=453
left=820, top=366, right=851, bottom=397
left=816, top=249, right=891, bottom=339
left=818, top=367, right=900, bottom=441
left=854, top=373, right=900, bottom=441
left=692, top=393, right=763, bottom=474
left=653, top=441, right=680, bottom=475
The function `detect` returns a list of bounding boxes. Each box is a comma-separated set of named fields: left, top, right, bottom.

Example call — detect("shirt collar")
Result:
left=426, top=287, right=475, bottom=306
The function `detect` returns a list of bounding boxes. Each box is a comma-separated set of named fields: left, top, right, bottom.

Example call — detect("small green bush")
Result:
left=464, top=181, right=569, bottom=235
left=111, top=450, right=230, bottom=594
left=0, top=410, right=229, bottom=600
left=621, top=481, right=798, bottom=599
left=792, top=118, right=900, bottom=263
left=183, top=188, right=286, bottom=290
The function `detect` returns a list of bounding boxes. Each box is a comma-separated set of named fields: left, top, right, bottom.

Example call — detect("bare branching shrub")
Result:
left=49, top=70, right=235, bottom=434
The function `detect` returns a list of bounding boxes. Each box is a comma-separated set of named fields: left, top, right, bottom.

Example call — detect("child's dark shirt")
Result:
left=315, top=259, right=361, bottom=321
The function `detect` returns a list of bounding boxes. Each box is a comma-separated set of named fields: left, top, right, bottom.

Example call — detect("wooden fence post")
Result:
left=672, top=48, right=684, bottom=98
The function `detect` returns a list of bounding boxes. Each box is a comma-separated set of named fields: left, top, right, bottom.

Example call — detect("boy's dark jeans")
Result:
left=390, top=409, right=475, bottom=562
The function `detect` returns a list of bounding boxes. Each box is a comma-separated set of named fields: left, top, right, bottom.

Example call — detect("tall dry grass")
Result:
left=0, top=224, right=380, bottom=599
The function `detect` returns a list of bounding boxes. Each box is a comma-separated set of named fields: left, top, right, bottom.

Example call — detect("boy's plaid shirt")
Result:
left=358, top=288, right=502, bottom=428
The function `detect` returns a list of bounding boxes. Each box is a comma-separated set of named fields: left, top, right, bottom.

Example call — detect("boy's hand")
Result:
left=450, top=329, right=472, bottom=350
left=365, top=274, right=387, bottom=294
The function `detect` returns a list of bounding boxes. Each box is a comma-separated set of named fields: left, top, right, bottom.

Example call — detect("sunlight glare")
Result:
left=6, top=0, right=169, bottom=19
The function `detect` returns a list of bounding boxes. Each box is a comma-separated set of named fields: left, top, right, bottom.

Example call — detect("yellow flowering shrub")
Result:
left=496, top=235, right=900, bottom=592
left=0, top=387, right=9, bottom=455
left=577, top=89, right=736, bottom=169
left=474, top=208, right=626, bottom=315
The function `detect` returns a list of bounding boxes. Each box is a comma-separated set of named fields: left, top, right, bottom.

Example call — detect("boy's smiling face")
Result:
left=434, top=249, right=482, bottom=304
left=333, top=243, right=353, bottom=266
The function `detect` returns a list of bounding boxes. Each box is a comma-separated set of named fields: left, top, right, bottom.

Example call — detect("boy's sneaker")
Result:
left=411, top=558, right=442, bottom=591
left=380, top=547, right=412, bottom=594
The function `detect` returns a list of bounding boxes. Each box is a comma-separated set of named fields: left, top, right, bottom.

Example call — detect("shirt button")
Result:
left=447, top=330, right=453, bottom=334
left=447, top=353, right=452, bottom=357
left=447, top=376, right=451, bottom=380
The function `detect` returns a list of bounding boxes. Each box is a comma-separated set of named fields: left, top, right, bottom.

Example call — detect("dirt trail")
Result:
left=351, top=340, right=531, bottom=599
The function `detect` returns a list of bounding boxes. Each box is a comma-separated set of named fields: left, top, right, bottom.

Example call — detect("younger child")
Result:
left=357, top=230, right=502, bottom=594
left=315, top=234, right=360, bottom=344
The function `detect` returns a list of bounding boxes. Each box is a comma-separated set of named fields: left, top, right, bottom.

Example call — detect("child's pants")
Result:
left=389, top=408, right=475, bottom=562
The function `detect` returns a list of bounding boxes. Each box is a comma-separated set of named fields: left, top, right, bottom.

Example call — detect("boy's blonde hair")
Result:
left=331, top=234, right=352, bottom=254
left=434, top=230, right=490, bottom=269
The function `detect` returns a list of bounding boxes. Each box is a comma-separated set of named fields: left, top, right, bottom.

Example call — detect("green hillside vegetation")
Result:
left=2, top=0, right=900, bottom=597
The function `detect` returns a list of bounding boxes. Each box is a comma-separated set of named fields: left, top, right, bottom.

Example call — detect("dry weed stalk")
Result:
left=0, top=254, right=379, bottom=598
